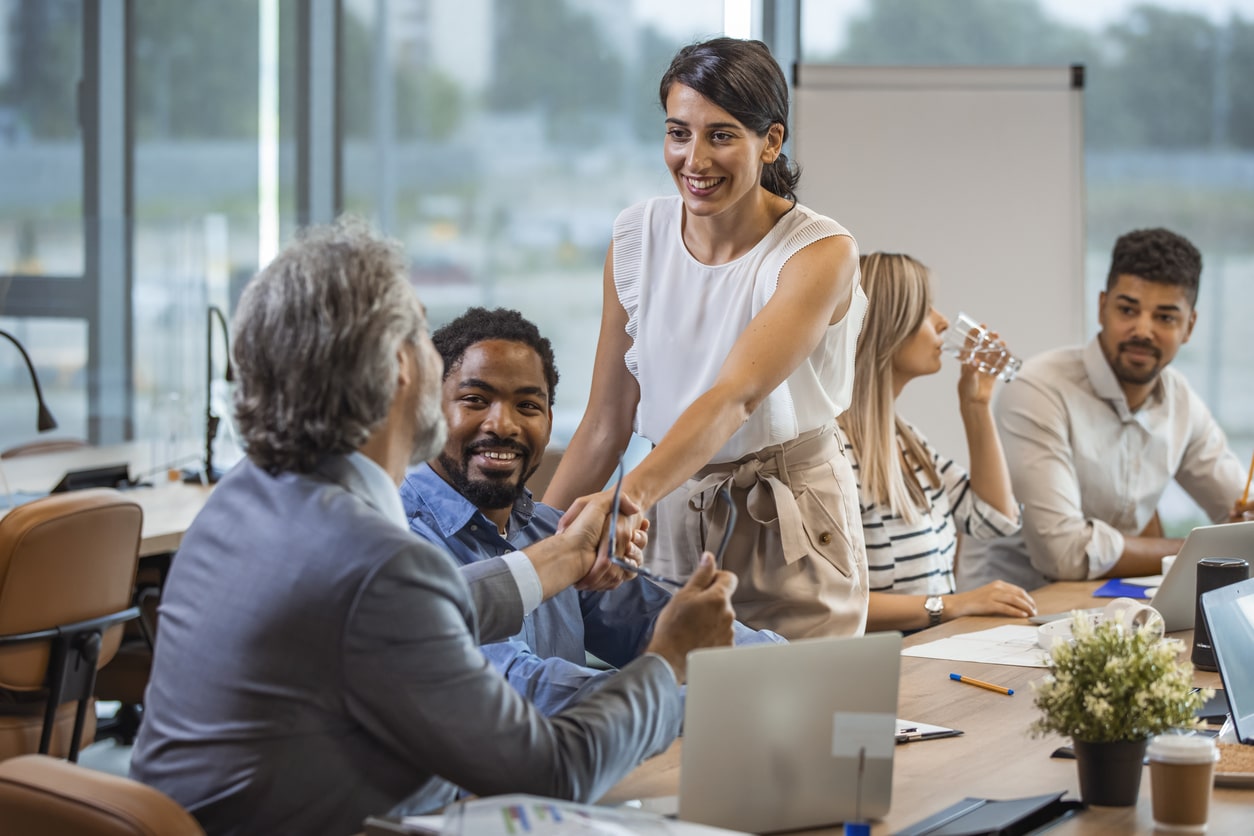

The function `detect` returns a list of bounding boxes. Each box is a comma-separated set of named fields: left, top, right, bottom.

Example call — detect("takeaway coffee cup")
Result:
left=1148, top=734, right=1219, bottom=831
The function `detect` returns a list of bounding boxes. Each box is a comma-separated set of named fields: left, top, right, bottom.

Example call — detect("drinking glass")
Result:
left=942, top=312, right=1022, bottom=382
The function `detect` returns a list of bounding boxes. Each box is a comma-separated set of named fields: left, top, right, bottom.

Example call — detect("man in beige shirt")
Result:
left=960, top=228, right=1252, bottom=591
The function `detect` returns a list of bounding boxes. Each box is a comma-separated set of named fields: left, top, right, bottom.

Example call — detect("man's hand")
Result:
left=557, top=489, right=649, bottom=590
left=1228, top=498, right=1254, bottom=523
left=643, top=552, right=737, bottom=683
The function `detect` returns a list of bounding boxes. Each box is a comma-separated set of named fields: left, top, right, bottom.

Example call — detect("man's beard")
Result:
left=1110, top=339, right=1164, bottom=386
left=409, top=385, right=448, bottom=466
left=437, top=439, right=535, bottom=513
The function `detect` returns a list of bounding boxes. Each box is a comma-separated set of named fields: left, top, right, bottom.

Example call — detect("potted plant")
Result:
left=1029, top=614, right=1209, bottom=806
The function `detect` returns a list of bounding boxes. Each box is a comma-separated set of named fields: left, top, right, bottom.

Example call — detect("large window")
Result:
left=0, top=0, right=725, bottom=463
left=0, top=0, right=86, bottom=446
left=341, top=0, right=725, bottom=441
left=7, top=0, right=1246, bottom=530
left=801, top=0, right=1254, bottom=531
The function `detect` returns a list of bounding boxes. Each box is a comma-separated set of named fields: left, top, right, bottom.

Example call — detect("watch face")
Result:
left=925, top=596, right=943, bottom=613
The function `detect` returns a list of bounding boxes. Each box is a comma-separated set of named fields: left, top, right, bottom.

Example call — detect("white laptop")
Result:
left=1032, top=520, right=1254, bottom=632
left=676, top=632, right=902, bottom=834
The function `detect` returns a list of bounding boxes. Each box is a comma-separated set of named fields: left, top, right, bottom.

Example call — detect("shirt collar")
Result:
left=1083, top=336, right=1165, bottom=419
left=341, top=451, right=409, bottom=530
left=401, top=462, right=536, bottom=539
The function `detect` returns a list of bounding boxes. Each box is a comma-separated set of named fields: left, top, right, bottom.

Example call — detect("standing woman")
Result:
left=544, top=37, right=868, bottom=639
left=837, top=252, right=1036, bottom=631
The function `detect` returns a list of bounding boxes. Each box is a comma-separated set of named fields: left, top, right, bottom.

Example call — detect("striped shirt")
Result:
left=838, top=423, right=1021, bottom=596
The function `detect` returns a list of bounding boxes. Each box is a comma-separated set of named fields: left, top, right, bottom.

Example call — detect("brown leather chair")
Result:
left=0, top=489, right=142, bottom=762
left=0, top=754, right=203, bottom=835
left=0, top=438, right=90, bottom=460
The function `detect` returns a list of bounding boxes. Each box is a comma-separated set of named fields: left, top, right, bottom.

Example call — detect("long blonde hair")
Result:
left=838, top=252, right=941, bottom=522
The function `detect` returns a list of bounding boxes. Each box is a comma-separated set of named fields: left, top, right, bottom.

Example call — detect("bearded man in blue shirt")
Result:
left=401, top=307, right=782, bottom=714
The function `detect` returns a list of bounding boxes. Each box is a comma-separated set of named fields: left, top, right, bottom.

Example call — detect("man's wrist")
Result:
left=642, top=650, right=684, bottom=687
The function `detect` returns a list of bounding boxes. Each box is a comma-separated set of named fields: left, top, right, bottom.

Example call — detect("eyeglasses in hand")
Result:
left=606, top=455, right=737, bottom=587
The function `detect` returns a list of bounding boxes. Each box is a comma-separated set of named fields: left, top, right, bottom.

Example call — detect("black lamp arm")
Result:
left=0, top=328, right=58, bottom=432
left=199, top=305, right=233, bottom=482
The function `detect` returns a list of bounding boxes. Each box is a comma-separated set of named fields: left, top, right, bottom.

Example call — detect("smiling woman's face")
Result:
left=663, top=83, right=782, bottom=220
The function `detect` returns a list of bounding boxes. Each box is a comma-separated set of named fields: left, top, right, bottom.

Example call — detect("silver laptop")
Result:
left=1148, top=521, right=1254, bottom=631
left=1032, top=520, right=1254, bottom=632
left=678, top=632, right=902, bottom=834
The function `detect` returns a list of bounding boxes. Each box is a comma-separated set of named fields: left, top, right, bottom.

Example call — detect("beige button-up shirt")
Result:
left=958, top=338, right=1244, bottom=590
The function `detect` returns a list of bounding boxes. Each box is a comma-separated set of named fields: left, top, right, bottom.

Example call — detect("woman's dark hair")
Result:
left=659, top=37, right=799, bottom=203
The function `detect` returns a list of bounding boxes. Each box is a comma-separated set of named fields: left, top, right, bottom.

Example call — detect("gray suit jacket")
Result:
left=130, top=458, right=682, bottom=836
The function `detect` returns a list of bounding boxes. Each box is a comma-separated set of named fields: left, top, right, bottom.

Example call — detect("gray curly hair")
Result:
left=232, top=217, right=427, bottom=474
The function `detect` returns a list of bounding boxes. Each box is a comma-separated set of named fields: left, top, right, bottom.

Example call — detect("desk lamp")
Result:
left=1, top=329, right=58, bottom=508
left=1, top=328, right=59, bottom=433
left=184, top=305, right=234, bottom=484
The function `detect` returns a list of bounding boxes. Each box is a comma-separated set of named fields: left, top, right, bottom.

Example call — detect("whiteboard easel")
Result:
left=794, top=65, right=1085, bottom=467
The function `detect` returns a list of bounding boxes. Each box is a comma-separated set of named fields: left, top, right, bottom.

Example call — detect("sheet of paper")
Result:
left=902, top=625, right=1050, bottom=667
left=896, top=718, right=957, bottom=736
left=422, top=794, right=754, bottom=835
left=1124, top=574, right=1163, bottom=587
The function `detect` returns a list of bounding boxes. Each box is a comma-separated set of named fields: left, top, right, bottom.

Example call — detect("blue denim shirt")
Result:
left=401, top=463, right=782, bottom=714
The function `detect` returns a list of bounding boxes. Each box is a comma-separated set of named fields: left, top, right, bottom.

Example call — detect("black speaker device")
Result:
left=1191, top=557, right=1250, bottom=671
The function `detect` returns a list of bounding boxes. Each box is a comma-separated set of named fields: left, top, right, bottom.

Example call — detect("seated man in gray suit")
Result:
left=402, top=307, right=783, bottom=714
left=130, top=219, right=738, bottom=836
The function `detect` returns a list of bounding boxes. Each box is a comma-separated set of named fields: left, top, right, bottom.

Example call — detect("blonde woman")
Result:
left=837, top=252, right=1036, bottom=630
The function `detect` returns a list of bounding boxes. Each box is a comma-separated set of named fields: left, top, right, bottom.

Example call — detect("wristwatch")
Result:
left=924, top=596, right=945, bottom=627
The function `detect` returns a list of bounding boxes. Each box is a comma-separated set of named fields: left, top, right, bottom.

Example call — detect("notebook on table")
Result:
left=677, top=631, right=903, bottom=834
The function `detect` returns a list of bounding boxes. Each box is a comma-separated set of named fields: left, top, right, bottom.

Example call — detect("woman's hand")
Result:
left=955, top=351, right=1000, bottom=407
left=949, top=580, right=1036, bottom=619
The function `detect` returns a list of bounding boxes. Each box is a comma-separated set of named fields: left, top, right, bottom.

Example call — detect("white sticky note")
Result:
left=831, top=711, right=895, bottom=759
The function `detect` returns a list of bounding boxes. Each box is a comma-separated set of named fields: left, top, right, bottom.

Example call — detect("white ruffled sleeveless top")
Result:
left=613, top=195, right=866, bottom=464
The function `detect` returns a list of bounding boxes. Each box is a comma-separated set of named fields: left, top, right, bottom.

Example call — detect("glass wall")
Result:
left=0, top=0, right=86, bottom=447
left=340, top=0, right=725, bottom=441
left=801, top=0, right=1254, bottom=532
left=130, top=0, right=295, bottom=474
left=0, top=0, right=300, bottom=475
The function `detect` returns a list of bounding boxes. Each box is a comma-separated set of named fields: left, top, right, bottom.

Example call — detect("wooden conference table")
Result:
left=600, top=581, right=1247, bottom=835
left=0, top=441, right=213, bottom=557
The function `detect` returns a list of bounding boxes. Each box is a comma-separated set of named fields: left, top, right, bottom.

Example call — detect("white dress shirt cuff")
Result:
left=1086, top=521, right=1126, bottom=578
left=501, top=550, right=543, bottom=615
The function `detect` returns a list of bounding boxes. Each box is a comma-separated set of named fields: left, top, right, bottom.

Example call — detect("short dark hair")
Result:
left=431, top=307, right=559, bottom=404
left=659, top=37, right=799, bottom=203
left=1106, top=228, right=1202, bottom=308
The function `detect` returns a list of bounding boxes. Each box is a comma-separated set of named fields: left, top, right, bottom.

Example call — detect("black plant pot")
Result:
left=1072, top=737, right=1148, bottom=807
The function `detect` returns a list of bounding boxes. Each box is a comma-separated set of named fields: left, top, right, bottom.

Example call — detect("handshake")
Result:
left=553, top=487, right=738, bottom=684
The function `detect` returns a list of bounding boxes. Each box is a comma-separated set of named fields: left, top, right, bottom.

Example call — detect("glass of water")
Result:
left=942, top=312, right=1022, bottom=382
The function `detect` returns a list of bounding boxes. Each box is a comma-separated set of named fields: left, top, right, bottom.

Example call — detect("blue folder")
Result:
left=1092, top=578, right=1152, bottom=599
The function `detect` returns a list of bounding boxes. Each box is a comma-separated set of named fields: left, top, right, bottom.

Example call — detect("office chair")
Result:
left=0, top=489, right=142, bottom=762
left=0, top=438, right=89, bottom=460
left=0, top=754, right=204, bottom=835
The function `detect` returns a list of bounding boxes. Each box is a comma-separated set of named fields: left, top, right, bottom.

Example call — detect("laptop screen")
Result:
left=1200, top=576, right=1254, bottom=745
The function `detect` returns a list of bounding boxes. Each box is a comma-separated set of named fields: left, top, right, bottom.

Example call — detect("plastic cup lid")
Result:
left=1147, top=734, right=1219, bottom=764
